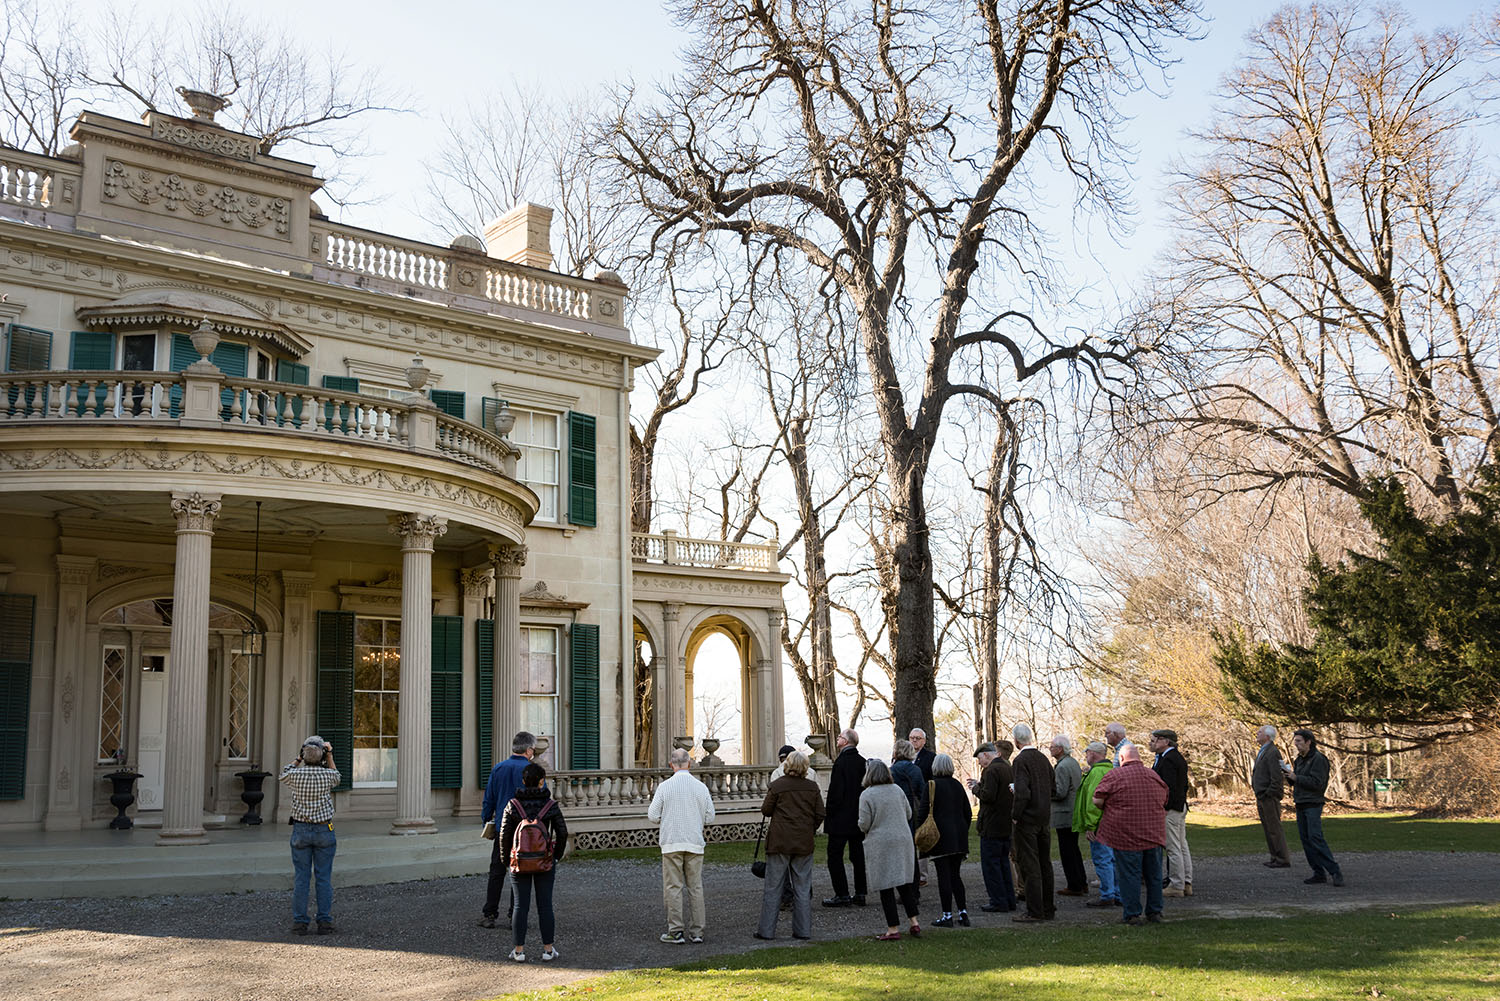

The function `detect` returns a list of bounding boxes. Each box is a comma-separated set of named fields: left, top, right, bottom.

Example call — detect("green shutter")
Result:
left=5, top=325, right=52, bottom=371
left=568, top=411, right=597, bottom=527
left=277, top=360, right=310, bottom=385
left=481, top=397, right=507, bottom=435
left=569, top=623, right=600, bottom=769
left=0, top=594, right=36, bottom=800
left=69, top=331, right=115, bottom=370
left=322, top=375, right=359, bottom=393
left=475, top=618, right=494, bottom=788
left=430, top=615, right=463, bottom=789
left=430, top=389, right=466, bottom=420
left=315, top=611, right=355, bottom=791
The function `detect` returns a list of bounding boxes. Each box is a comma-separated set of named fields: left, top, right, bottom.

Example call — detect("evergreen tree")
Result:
left=1216, top=468, right=1500, bottom=743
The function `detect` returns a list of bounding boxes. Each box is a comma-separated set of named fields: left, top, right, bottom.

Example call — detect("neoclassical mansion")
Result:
left=0, top=99, right=789, bottom=844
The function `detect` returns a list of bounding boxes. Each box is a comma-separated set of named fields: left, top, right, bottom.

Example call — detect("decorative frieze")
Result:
left=150, top=118, right=257, bottom=162
left=102, top=159, right=290, bottom=240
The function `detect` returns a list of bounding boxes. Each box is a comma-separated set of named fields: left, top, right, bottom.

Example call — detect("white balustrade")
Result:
left=630, top=532, right=779, bottom=572
left=435, top=413, right=509, bottom=474
left=483, top=266, right=592, bottom=321
left=547, top=765, right=775, bottom=815
left=316, top=224, right=447, bottom=289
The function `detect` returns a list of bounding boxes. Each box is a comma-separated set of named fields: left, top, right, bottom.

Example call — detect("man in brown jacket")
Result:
left=756, top=750, right=826, bottom=940
left=969, top=741, right=1017, bottom=912
left=1010, top=723, right=1056, bottom=922
left=1251, top=724, right=1291, bottom=867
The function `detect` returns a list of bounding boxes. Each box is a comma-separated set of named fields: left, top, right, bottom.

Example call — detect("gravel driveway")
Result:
left=3, top=850, right=1496, bottom=1001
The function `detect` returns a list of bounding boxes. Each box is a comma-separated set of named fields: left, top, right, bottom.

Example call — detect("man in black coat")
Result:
left=910, top=727, right=935, bottom=886
left=821, top=728, right=868, bottom=907
left=969, top=740, right=1017, bottom=911
left=1010, top=723, right=1055, bottom=921
left=1150, top=728, right=1193, bottom=896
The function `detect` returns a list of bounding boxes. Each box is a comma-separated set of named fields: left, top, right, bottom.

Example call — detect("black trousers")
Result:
left=826, top=831, right=867, bottom=898
left=879, top=881, right=919, bottom=925
left=1056, top=826, right=1088, bottom=892
left=1013, top=824, right=1054, bottom=918
left=482, top=835, right=512, bottom=918
left=933, top=854, right=967, bottom=913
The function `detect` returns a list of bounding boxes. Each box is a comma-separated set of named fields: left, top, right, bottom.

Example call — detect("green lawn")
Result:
left=494, top=904, right=1500, bottom=1001
left=571, top=811, right=1500, bottom=865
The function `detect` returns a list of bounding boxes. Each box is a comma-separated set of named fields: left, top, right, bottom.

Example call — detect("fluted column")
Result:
left=157, top=492, right=221, bottom=846
left=44, top=555, right=96, bottom=831
left=389, top=513, right=447, bottom=835
left=657, top=602, right=682, bottom=763
left=488, top=544, right=527, bottom=769
left=456, top=566, right=490, bottom=816
left=754, top=658, right=774, bottom=763
left=767, top=609, right=786, bottom=751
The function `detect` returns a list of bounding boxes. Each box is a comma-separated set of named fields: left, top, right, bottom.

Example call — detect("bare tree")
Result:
left=602, top=0, right=1200, bottom=738
left=0, top=0, right=403, bottom=202
left=1139, top=5, right=1500, bottom=519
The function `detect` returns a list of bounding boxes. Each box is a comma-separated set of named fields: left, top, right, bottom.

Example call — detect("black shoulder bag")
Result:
left=751, top=817, right=768, bottom=878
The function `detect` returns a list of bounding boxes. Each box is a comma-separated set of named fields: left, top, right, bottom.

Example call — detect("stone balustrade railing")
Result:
left=0, top=370, right=518, bottom=477
left=548, top=764, right=776, bottom=816
left=631, top=531, right=781, bottom=572
left=0, top=148, right=81, bottom=212
left=309, top=220, right=618, bottom=330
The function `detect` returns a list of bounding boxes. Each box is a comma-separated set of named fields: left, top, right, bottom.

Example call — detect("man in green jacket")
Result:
left=1073, top=741, right=1118, bottom=907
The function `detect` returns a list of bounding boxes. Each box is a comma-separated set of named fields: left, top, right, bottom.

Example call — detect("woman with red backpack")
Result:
left=499, top=762, right=568, bottom=962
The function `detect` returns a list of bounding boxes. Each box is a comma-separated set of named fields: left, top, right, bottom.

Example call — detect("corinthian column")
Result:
left=767, top=608, right=786, bottom=752
left=488, top=544, right=527, bottom=768
left=389, top=513, right=448, bottom=835
left=156, top=491, right=221, bottom=846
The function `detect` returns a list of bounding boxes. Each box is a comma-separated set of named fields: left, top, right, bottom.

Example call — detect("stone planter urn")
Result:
left=104, top=769, right=142, bottom=830
left=236, top=769, right=273, bottom=825
left=699, top=737, right=723, bottom=768
left=805, top=733, right=833, bottom=770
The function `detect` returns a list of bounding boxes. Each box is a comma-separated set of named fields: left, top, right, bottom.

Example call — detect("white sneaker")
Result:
left=660, top=931, right=685, bottom=944
left=507, top=948, right=525, bottom=962
left=541, top=947, right=559, bottom=961
left=688, top=934, right=704, bottom=944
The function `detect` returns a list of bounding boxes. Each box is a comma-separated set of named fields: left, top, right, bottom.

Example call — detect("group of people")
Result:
left=274, top=719, right=1347, bottom=952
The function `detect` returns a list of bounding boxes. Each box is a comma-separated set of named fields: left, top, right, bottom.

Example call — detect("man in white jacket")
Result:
left=647, top=747, right=716, bottom=944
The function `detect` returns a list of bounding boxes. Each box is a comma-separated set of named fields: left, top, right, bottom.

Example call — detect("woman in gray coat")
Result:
left=858, top=758, right=920, bottom=940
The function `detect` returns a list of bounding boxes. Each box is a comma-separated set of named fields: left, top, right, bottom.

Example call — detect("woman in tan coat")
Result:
left=755, top=751, right=825, bottom=940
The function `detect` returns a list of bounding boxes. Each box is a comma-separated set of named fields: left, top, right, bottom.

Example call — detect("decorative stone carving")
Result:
left=102, top=159, right=290, bottom=238
left=488, top=545, right=528, bottom=576
left=280, top=572, right=313, bottom=598
left=98, top=564, right=151, bottom=580
left=151, top=117, right=255, bottom=161
left=56, top=559, right=94, bottom=586
left=60, top=675, right=74, bottom=723
left=389, top=513, right=448, bottom=550
left=461, top=567, right=491, bottom=599
left=171, top=491, right=222, bottom=531
left=286, top=678, right=299, bottom=722
left=57, top=766, right=71, bottom=792
left=520, top=581, right=566, bottom=602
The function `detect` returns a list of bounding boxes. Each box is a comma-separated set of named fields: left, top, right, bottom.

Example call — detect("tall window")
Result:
left=97, top=647, right=126, bottom=762
left=225, top=649, right=251, bottom=760
left=512, top=409, right=560, bottom=521
left=521, top=626, right=558, bottom=768
left=353, top=617, right=400, bottom=785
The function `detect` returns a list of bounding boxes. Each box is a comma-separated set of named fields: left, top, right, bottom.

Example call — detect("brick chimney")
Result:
left=484, top=202, right=554, bottom=270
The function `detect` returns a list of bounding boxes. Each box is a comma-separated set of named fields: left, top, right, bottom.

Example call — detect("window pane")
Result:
left=356, top=618, right=382, bottom=645
left=381, top=693, right=400, bottom=739
left=352, top=616, right=401, bottom=785
left=227, top=651, right=250, bottom=759
left=524, top=627, right=557, bottom=694
left=98, top=647, right=126, bottom=762
left=520, top=696, right=556, bottom=769
left=354, top=652, right=380, bottom=690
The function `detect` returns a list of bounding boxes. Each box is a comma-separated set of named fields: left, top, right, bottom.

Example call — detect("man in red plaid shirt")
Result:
left=1092, top=743, right=1168, bottom=925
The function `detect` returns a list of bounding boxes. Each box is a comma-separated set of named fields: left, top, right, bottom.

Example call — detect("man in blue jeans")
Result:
left=280, top=735, right=342, bottom=935
left=1284, top=729, right=1344, bottom=886
left=1091, top=743, right=1168, bottom=925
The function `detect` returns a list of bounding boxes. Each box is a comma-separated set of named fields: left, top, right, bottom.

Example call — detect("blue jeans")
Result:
left=290, top=821, right=336, bottom=925
left=1296, top=805, right=1341, bottom=877
left=979, top=836, right=1016, bottom=909
left=512, top=869, right=556, bottom=948
left=1089, top=838, right=1117, bottom=901
left=1113, top=845, right=1163, bottom=919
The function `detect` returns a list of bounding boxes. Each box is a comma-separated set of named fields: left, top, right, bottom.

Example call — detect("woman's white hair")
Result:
left=931, top=753, right=955, bottom=777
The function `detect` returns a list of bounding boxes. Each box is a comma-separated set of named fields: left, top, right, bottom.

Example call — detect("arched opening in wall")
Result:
left=96, top=598, right=264, bottom=815
left=631, top=620, right=655, bottom=767
left=687, top=630, right=745, bottom=764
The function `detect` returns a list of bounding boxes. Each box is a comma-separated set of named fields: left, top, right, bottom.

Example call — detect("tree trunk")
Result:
left=787, top=419, right=841, bottom=740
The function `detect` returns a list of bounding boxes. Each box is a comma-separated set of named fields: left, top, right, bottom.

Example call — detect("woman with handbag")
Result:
left=858, top=758, right=921, bottom=941
left=499, top=762, right=568, bottom=962
left=920, top=753, right=973, bottom=928
left=754, top=750, right=824, bottom=940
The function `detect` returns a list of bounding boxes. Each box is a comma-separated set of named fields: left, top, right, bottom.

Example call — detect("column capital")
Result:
left=662, top=601, right=681, bottom=623
left=55, top=555, right=97, bottom=586
left=767, top=608, right=784, bottom=629
left=280, top=569, right=315, bottom=598
left=170, top=491, right=222, bottom=532
left=388, top=513, right=448, bottom=551
left=460, top=566, right=492, bottom=599
left=488, top=544, right=528, bottom=577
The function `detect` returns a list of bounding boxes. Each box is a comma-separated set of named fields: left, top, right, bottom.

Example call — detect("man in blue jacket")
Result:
left=478, top=731, right=537, bottom=928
